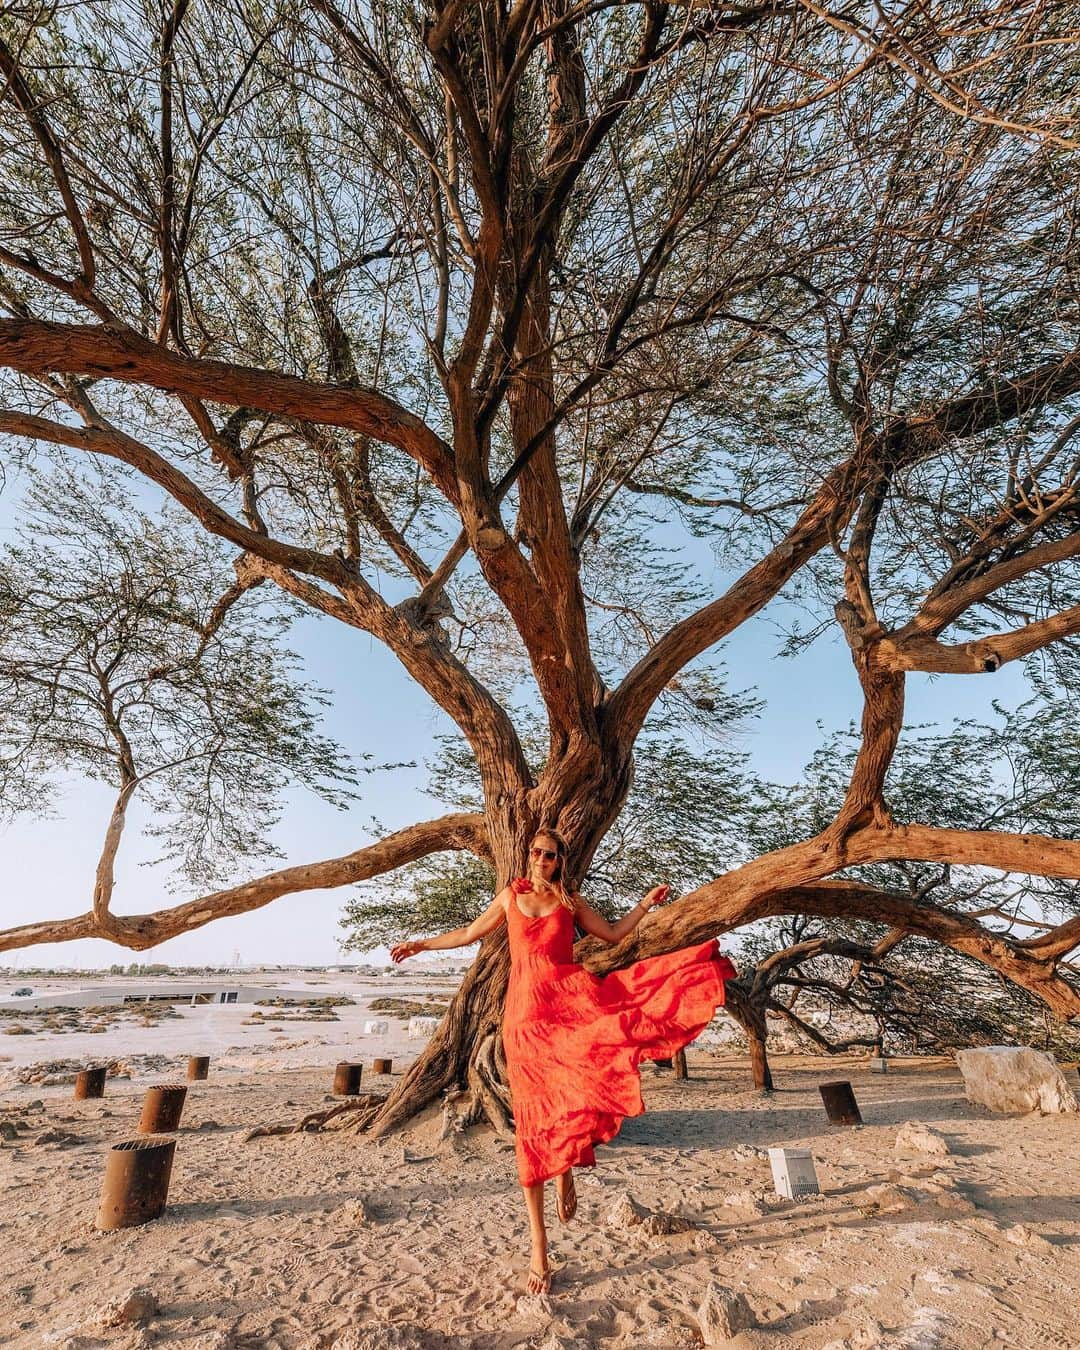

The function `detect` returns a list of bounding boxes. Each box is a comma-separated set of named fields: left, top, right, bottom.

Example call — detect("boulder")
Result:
left=407, top=1016, right=440, bottom=1039
left=955, top=1047, right=1078, bottom=1115
left=364, top=1019, right=390, bottom=1035
left=696, top=1282, right=756, bottom=1344
left=894, top=1122, right=950, bottom=1156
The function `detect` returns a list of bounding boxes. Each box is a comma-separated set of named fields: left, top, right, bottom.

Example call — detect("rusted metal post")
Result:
left=372, top=1058, right=392, bottom=1075
left=96, top=1137, right=176, bottom=1230
left=138, top=1083, right=188, bottom=1134
left=819, top=1080, right=862, bottom=1126
left=74, top=1066, right=107, bottom=1100
left=673, top=1049, right=688, bottom=1080
left=333, top=1062, right=363, bottom=1095
left=186, top=1055, right=210, bottom=1081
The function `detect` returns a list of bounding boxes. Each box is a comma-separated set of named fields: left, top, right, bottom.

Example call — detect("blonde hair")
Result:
left=529, top=829, right=577, bottom=913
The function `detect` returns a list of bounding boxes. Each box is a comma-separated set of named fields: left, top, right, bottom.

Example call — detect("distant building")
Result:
left=0, top=983, right=312, bottom=1011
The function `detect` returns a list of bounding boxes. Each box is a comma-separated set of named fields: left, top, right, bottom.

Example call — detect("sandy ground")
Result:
left=1, top=982, right=1078, bottom=1349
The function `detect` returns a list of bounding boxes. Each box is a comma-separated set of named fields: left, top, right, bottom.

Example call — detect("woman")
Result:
left=390, top=829, right=736, bottom=1295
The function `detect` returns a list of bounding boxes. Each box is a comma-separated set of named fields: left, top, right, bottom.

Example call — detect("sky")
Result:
left=0, top=465, right=1033, bottom=971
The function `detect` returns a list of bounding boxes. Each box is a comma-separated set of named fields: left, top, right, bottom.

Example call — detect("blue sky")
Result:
left=0, top=468, right=1032, bottom=970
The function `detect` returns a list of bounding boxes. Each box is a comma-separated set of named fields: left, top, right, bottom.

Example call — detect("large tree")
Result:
left=1, top=1, right=1080, bottom=1133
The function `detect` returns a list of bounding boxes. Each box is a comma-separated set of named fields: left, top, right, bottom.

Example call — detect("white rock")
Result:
left=696, top=1282, right=756, bottom=1344
left=407, top=1016, right=440, bottom=1039
left=955, top=1046, right=1079, bottom=1115
left=895, top=1122, right=951, bottom=1156
left=363, top=1019, right=390, bottom=1035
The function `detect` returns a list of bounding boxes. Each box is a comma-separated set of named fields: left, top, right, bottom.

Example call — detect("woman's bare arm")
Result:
left=389, top=889, right=510, bottom=962
left=574, top=886, right=669, bottom=945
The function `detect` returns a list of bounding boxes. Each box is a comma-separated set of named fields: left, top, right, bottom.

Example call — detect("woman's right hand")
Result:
left=390, top=939, right=426, bottom=963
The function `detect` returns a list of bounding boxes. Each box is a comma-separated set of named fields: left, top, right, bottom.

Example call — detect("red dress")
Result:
left=502, top=879, right=736, bottom=1187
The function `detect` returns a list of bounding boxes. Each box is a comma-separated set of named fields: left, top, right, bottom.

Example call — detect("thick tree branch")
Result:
left=579, top=824, right=1080, bottom=1016
left=0, top=813, right=487, bottom=954
left=879, top=604, right=1080, bottom=674
left=607, top=345, right=1080, bottom=753
left=0, top=319, right=458, bottom=500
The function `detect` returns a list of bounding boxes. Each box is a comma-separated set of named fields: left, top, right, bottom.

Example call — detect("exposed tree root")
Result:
left=243, top=1093, right=385, bottom=1140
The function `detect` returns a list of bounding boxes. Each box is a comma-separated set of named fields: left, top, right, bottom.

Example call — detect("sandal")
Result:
left=526, top=1265, right=552, bottom=1295
left=555, top=1169, right=577, bottom=1224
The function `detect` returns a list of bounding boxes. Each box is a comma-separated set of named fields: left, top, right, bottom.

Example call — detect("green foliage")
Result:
left=0, top=461, right=366, bottom=888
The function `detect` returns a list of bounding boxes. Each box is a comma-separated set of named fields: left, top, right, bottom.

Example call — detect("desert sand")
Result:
left=1, top=973, right=1078, bottom=1349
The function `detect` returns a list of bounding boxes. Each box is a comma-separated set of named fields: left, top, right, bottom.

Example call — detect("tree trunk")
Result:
left=726, top=985, right=773, bottom=1092
left=368, top=931, right=510, bottom=1137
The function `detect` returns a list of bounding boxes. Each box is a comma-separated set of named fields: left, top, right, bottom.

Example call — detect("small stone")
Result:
left=604, top=1191, right=689, bottom=1233
left=329, top=1329, right=428, bottom=1350
left=643, top=1210, right=693, bottom=1235
left=895, top=1122, right=950, bottom=1156
left=339, top=1196, right=374, bottom=1225
left=721, top=1188, right=767, bottom=1215
left=860, top=1183, right=915, bottom=1215
left=33, top=1130, right=81, bottom=1148
left=94, top=1286, right=158, bottom=1328
left=0, top=1120, right=18, bottom=1140
left=1004, top=1223, right=1053, bottom=1253
left=696, top=1281, right=756, bottom=1344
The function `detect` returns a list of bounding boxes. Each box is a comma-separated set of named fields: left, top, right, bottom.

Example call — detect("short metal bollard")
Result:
left=819, top=1080, right=862, bottom=1126
left=869, top=1056, right=888, bottom=1073
left=138, top=1083, right=188, bottom=1134
left=372, top=1058, right=392, bottom=1075
left=74, top=1066, right=107, bottom=1100
left=333, top=1061, right=363, bottom=1095
left=186, top=1055, right=210, bottom=1081
left=96, top=1137, right=176, bottom=1230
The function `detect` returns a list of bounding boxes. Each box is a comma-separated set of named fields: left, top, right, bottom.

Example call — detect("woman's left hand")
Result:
left=642, top=885, right=670, bottom=910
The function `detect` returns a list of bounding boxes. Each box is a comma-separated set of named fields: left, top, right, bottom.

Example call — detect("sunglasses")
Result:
left=530, top=847, right=558, bottom=861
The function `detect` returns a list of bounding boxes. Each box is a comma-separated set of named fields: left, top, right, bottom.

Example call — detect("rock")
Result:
left=696, top=1281, right=756, bottom=1344
left=1004, top=1223, right=1053, bottom=1253
left=407, top=1016, right=440, bottom=1039
left=605, top=1191, right=692, bottom=1234
left=33, top=1130, right=82, bottom=1148
left=860, top=1183, right=915, bottom=1215
left=894, top=1122, right=951, bottom=1156
left=720, top=1189, right=768, bottom=1215
left=955, top=1047, right=1079, bottom=1115
left=339, top=1196, right=374, bottom=1225
left=94, top=1287, right=158, bottom=1328
left=364, top=1020, right=390, bottom=1035
left=0, top=1120, right=18, bottom=1141
left=329, top=1329, right=428, bottom=1350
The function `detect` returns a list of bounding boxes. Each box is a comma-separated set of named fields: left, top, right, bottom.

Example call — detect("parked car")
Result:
left=12, top=987, right=32, bottom=997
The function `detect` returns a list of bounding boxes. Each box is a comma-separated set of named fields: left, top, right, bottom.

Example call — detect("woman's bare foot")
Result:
left=526, top=1263, right=551, bottom=1295
left=555, top=1168, right=577, bottom=1223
